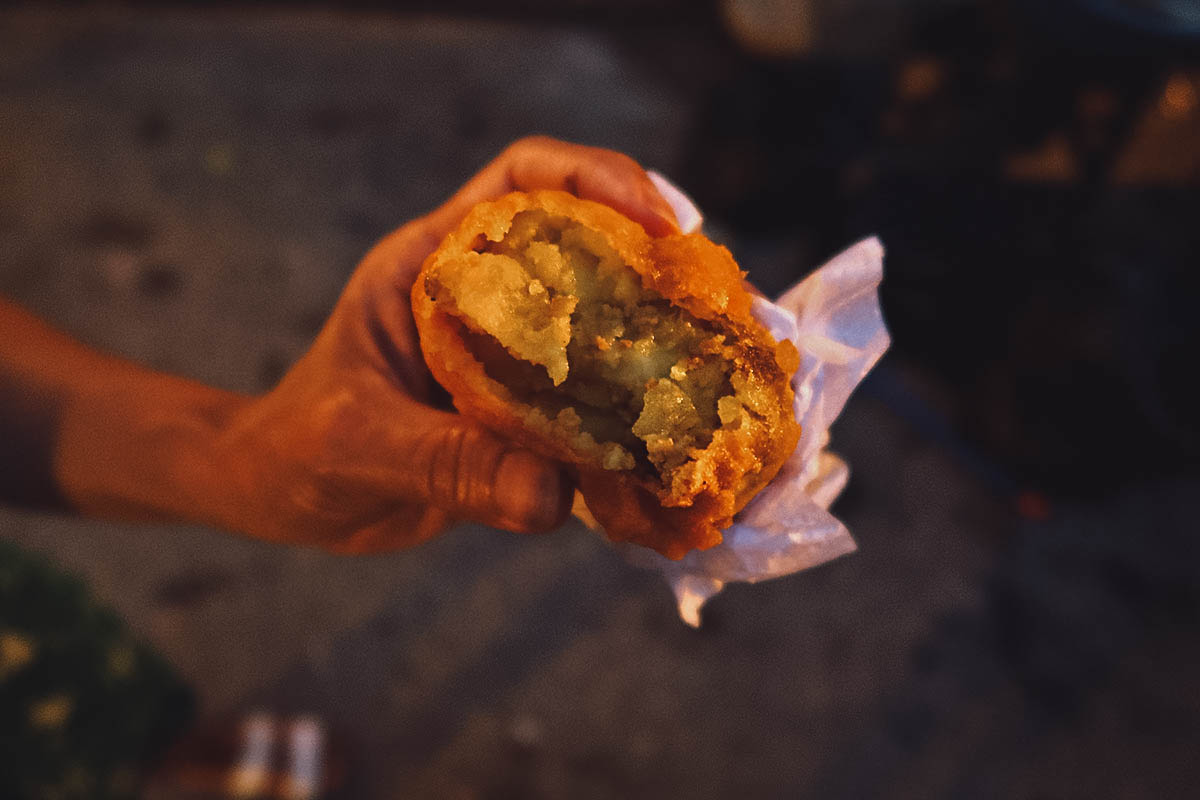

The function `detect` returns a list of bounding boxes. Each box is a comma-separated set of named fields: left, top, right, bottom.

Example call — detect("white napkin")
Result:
left=612, top=173, right=892, bottom=626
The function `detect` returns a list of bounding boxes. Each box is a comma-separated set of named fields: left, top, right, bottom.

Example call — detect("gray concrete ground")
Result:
left=2, top=7, right=1196, bottom=799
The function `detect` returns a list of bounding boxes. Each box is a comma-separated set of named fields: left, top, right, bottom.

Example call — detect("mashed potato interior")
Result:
left=426, top=210, right=763, bottom=495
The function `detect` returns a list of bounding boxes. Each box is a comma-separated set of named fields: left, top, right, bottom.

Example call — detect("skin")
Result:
left=0, top=137, right=681, bottom=554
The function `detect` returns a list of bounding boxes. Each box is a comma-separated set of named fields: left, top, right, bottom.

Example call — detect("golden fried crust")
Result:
left=411, top=190, right=800, bottom=559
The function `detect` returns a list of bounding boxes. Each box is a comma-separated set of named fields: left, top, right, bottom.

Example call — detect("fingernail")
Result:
left=648, top=170, right=703, bottom=234
left=495, top=450, right=570, bottom=533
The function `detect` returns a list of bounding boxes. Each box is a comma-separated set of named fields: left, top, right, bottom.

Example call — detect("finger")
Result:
left=356, top=217, right=445, bottom=289
left=359, top=138, right=683, bottom=290
left=417, top=418, right=572, bottom=534
left=507, top=138, right=681, bottom=235
left=424, top=136, right=681, bottom=240
left=365, top=403, right=573, bottom=535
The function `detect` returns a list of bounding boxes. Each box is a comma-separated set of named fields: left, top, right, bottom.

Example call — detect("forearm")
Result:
left=0, top=299, right=251, bottom=525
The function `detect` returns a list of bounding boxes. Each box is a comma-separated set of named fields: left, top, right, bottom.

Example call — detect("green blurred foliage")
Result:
left=0, top=539, right=193, bottom=800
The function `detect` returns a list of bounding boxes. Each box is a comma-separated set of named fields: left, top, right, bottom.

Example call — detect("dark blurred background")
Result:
left=1, top=0, right=1198, bottom=797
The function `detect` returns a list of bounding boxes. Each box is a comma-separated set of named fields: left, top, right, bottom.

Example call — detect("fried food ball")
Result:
left=411, top=190, right=800, bottom=559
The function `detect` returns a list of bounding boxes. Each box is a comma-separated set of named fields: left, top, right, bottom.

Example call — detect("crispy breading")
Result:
left=411, top=190, right=800, bottom=559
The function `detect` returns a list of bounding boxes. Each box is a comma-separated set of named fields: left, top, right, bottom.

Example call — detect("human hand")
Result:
left=215, top=137, right=681, bottom=553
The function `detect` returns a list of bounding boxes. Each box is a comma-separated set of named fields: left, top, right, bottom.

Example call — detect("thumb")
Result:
left=407, top=411, right=573, bottom=534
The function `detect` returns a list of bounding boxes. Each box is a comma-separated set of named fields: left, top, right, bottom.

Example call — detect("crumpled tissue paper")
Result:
left=608, top=173, right=892, bottom=626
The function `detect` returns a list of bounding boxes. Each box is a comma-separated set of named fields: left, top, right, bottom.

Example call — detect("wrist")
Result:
left=55, top=366, right=254, bottom=529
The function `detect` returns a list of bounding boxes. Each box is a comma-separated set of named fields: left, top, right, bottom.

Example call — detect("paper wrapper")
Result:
left=589, top=173, right=892, bottom=626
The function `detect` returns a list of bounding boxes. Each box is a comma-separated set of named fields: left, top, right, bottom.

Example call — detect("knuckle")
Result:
left=422, top=423, right=502, bottom=510
left=510, top=134, right=552, bottom=153
left=505, top=135, right=574, bottom=166
left=610, top=149, right=640, bottom=170
left=503, top=137, right=535, bottom=161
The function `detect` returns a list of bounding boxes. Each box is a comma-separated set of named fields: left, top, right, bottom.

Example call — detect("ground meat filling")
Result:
left=426, top=210, right=767, bottom=499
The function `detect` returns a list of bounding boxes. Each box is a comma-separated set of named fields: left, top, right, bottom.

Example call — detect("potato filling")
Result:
left=427, top=210, right=760, bottom=494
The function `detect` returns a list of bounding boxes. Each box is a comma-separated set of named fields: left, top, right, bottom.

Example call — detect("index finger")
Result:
left=423, top=136, right=682, bottom=241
